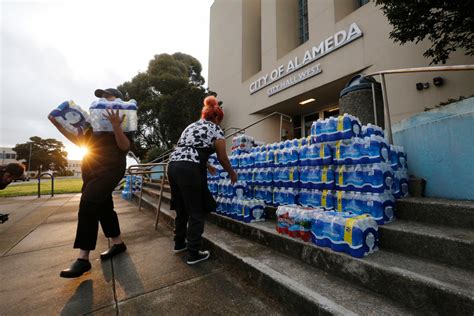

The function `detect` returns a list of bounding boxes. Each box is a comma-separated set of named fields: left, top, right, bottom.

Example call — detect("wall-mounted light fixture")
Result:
left=299, top=98, right=316, bottom=105
left=433, top=76, right=444, bottom=87
left=416, top=82, right=430, bottom=91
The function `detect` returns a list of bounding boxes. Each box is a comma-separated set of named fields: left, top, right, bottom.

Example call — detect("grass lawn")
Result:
left=0, top=177, right=83, bottom=197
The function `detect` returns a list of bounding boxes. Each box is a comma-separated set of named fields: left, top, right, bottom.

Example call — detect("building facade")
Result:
left=208, top=0, right=474, bottom=144
left=67, top=160, right=82, bottom=176
left=0, top=147, right=24, bottom=165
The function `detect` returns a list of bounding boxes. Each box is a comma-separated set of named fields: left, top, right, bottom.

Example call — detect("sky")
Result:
left=0, top=0, right=214, bottom=159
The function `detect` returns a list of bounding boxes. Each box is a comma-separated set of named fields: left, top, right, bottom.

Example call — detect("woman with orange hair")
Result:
left=168, top=95, right=237, bottom=265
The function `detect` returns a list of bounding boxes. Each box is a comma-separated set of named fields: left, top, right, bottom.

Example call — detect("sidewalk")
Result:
left=0, top=194, right=287, bottom=315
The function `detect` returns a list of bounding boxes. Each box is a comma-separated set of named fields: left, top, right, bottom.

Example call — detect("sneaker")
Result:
left=187, top=250, right=210, bottom=265
left=174, top=242, right=187, bottom=254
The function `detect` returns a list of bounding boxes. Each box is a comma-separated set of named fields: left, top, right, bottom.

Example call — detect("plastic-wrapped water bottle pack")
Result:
left=49, top=101, right=91, bottom=136
left=311, top=113, right=362, bottom=143
left=89, top=98, right=138, bottom=133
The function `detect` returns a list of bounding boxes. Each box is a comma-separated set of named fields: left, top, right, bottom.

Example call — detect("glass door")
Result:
left=303, top=113, right=321, bottom=137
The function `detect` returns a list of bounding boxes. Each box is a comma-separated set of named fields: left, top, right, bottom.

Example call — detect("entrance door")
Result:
left=301, top=105, right=340, bottom=137
left=302, top=113, right=320, bottom=137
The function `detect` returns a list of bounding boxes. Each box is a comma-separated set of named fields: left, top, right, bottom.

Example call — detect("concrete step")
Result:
left=139, top=201, right=414, bottom=315
left=133, top=193, right=474, bottom=314
left=379, top=220, right=474, bottom=270
left=395, top=197, right=474, bottom=229
left=206, top=213, right=474, bottom=315
left=142, top=181, right=171, bottom=194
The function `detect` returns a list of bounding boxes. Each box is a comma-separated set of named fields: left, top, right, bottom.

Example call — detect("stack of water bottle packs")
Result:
left=121, top=175, right=143, bottom=200
left=207, top=113, right=409, bottom=257
left=276, top=205, right=379, bottom=258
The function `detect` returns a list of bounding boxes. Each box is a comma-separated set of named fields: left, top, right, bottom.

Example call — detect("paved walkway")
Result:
left=0, top=194, right=287, bottom=315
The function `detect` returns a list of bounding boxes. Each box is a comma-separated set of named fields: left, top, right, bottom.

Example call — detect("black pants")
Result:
left=168, top=161, right=211, bottom=253
left=73, top=167, right=125, bottom=250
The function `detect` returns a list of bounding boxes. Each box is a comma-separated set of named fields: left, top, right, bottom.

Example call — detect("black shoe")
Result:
left=187, top=250, right=210, bottom=265
left=100, top=243, right=127, bottom=260
left=60, top=259, right=91, bottom=278
left=174, top=242, right=187, bottom=254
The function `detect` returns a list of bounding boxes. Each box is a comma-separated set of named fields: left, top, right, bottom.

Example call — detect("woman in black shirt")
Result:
left=168, top=96, right=237, bottom=265
left=50, top=88, right=132, bottom=278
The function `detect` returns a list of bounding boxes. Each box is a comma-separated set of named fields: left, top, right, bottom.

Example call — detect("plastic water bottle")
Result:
left=251, top=200, right=265, bottom=222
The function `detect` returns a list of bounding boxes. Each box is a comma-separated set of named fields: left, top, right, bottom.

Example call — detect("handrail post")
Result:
left=155, top=164, right=167, bottom=230
left=380, top=73, right=393, bottom=144
left=279, top=114, right=283, bottom=142
left=371, top=82, right=378, bottom=126
left=51, top=175, right=54, bottom=197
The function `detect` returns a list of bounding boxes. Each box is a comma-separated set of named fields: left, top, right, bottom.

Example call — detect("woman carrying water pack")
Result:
left=168, top=95, right=237, bottom=265
left=49, top=88, right=132, bottom=278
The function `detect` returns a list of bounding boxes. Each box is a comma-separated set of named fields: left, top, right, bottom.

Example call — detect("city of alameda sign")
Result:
left=249, top=23, right=363, bottom=96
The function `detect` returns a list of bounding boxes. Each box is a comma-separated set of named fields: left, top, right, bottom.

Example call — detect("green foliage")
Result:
left=13, top=136, right=68, bottom=172
left=375, top=0, right=474, bottom=64
left=55, top=169, right=75, bottom=176
left=118, top=52, right=213, bottom=159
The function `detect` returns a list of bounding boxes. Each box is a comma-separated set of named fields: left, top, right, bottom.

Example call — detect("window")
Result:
left=298, top=0, right=309, bottom=44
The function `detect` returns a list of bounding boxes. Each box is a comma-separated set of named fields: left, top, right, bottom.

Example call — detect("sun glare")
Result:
left=67, top=146, right=89, bottom=161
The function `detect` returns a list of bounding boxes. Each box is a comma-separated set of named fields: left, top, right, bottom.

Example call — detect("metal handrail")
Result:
left=127, top=163, right=168, bottom=229
left=225, top=112, right=292, bottom=140
left=147, top=112, right=292, bottom=165
left=146, top=127, right=246, bottom=164
left=127, top=111, right=293, bottom=229
left=364, top=64, right=474, bottom=144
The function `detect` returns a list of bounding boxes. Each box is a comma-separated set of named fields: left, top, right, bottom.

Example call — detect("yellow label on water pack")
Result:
left=322, top=190, right=328, bottom=207
left=298, top=138, right=303, bottom=148
left=319, top=144, right=324, bottom=158
left=337, top=115, right=344, bottom=131
left=337, top=191, right=343, bottom=212
left=322, top=166, right=328, bottom=183
left=335, top=141, right=341, bottom=160
left=289, top=167, right=294, bottom=181
left=344, top=215, right=369, bottom=244
left=242, top=205, right=245, bottom=216
left=338, top=165, right=345, bottom=185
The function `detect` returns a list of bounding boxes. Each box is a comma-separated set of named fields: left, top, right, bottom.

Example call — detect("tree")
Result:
left=375, top=0, right=474, bottom=64
left=13, top=136, right=68, bottom=171
left=118, top=53, right=213, bottom=159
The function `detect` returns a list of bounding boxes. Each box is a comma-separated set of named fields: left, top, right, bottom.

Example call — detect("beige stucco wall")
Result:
left=209, top=0, right=474, bottom=145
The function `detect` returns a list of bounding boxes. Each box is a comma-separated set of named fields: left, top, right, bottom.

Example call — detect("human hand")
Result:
left=103, top=109, right=125, bottom=128
left=230, top=170, right=238, bottom=184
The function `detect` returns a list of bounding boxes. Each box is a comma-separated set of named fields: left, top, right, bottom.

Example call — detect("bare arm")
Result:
left=48, top=115, right=82, bottom=146
left=215, top=139, right=237, bottom=183
left=104, top=109, right=131, bottom=152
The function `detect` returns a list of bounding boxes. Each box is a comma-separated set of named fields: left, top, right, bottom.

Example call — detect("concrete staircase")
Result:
left=133, top=180, right=474, bottom=315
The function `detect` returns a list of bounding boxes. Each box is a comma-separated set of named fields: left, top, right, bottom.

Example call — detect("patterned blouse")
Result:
left=169, top=119, right=225, bottom=163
